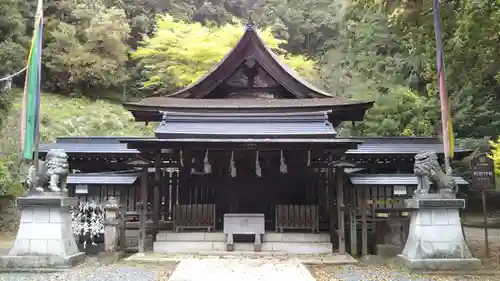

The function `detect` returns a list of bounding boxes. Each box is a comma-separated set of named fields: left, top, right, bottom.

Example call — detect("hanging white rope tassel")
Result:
left=179, top=150, right=184, bottom=167
left=280, top=150, right=288, bottom=174
left=203, top=150, right=212, bottom=174
left=255, top=151, right=262, bottom=177
left=229, top=151, right=237, bottom=178
left=307, top=150, right=311, bottom=167
left=191, top=157, right=196, bottom=174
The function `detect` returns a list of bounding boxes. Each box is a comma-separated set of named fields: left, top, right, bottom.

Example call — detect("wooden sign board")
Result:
left=471, top=154, right=496, bottom=191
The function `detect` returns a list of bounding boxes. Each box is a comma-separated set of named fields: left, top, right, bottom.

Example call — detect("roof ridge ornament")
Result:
left=245, top=11, right=255, bottom=30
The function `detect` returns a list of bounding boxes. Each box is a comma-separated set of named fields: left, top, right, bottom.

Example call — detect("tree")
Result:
left=43, top=0, right=130, bottom=96
left=489, top=137, right=500, bottom=178
left=258, top=0, right=346, bottom=56
left=0, top=0, right=27, bottom=77
left=132, top=15, right=316, bottom=94
left=340, top=86, right=434, bottom=136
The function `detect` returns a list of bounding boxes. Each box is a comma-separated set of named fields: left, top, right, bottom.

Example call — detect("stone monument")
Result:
left=0, top=149, right=85, bottom=269
left=398, top=151, right=481, bottom=271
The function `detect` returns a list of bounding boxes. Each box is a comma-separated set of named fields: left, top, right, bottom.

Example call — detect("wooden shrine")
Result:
left=39, top=24, right=472, bottom=257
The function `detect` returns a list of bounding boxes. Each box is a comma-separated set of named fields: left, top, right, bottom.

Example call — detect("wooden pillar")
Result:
left=361, top=186, right=368, bottom=256
left=328, top=165, right=338, bottom=251
left=119, top=192, right=126, bottom=251
left=349, top=184, right=358, bottom=256
left=335, top=167, right=346, bottom=254
left=138, top=166, right=149, bottom=254
left=153, top=151, right=161, bottom=242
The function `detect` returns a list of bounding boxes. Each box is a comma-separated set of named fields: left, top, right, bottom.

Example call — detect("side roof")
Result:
left=346, top=137, right=471, bottom=157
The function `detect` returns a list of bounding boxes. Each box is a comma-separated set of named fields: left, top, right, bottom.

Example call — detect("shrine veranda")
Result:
left=38, top=25, right=471, bottom=256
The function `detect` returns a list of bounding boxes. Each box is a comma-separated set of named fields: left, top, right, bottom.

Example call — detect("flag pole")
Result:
left=32, top=0, right=43, bottom=193
left=433, top=0, right=452, bottom=175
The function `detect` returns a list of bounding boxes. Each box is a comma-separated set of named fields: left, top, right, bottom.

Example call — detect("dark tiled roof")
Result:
left=39, top=137, right=145, bottom=154
left=346, top=137, right=470, bottom=155
left=155, top=111, right=336, bottom=139
left=349, top=174, right=469, bottom=185
left=67, top=173, right=139, bottom=185
left=124, top=97, right=372, bottom=110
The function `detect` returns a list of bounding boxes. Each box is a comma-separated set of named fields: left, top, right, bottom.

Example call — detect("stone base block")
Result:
left=397, top=255, right=482, bottom=271
left=0, top=252, right=85, bottom=269
left=0, top=195, right=84, bottom=269
left=399, top=198, right=481, bottom=272
left=376, top=244, right=403, bottom=258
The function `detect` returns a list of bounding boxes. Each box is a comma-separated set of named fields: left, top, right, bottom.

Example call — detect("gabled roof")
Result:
left=123, top=24, right=374, bottom=123
left=165, top=24, right=333, bottom=99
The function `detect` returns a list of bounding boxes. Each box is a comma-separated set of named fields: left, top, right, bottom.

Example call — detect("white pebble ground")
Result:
left=169, top=257, right=316, bottom=281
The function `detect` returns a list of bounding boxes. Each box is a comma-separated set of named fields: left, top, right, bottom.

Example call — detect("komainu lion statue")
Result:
left=413, top=151, right=457, bottom=198
left=26, top=149, right=69, bottom=193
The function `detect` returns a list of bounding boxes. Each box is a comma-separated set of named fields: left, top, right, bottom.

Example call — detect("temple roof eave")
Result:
left=123, top=98, right=375, bottom=123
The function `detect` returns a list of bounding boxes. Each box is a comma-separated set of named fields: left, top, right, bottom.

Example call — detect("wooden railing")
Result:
left=275, top=204, right=319, bottom=233
left=173, top=204, right=216, bottom=232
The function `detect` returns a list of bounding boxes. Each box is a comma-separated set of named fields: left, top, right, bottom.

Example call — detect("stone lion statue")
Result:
left=413, top=151, right=457, bottom=198
left=26, top=149, right=69, bottom=193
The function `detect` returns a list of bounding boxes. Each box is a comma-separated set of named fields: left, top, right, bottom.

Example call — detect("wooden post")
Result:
left=328, top=164, right=338, bottom=251
left=336, top=167, right=346, bottom=254
left=482, top=190, right=490, bottom=257
left=349, top=185, right=357, bottom=256
left=138, top=167, right=148, bottom=254
left=119, top=193, right=126, bottom=251
left=361, top=186, right=368, bottom=256
left=153, top=152, right=161, bottom=242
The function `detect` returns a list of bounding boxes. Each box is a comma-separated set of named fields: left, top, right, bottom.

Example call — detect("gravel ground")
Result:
left=308, top=227, right=500, bottom=281
left=0, top=259, right=178, bottom=281
left=0, top=227, right=498, bottom=281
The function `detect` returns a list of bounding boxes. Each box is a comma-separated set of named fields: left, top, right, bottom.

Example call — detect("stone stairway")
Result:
left=153, top=232, right=333, bottom=254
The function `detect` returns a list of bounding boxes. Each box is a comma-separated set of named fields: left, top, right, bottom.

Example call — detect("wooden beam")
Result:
left=138, top=167, right=148, bottom=254
left=222, top=85, right=283, bottom=94
left=336, top=167, right=346, bottom=255
left=361, top=186, right=368, bottom=256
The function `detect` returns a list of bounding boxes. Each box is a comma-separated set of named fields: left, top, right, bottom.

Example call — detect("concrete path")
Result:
left=168, top=257, right=316, bottom=281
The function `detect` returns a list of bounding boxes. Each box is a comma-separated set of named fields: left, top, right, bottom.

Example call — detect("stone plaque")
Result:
left=406, top=198, right=465, bottom=209
left=471, top=154, right=495, bottom=191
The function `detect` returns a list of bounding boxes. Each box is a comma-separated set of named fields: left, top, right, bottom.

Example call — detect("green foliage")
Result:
left=0, top=89, right=152, bottom=196
left=258, top=0, right=346, bottom=56
left=341, top=86, right=434, bottom=136
left=132, top=15, right=316, bottom=93
left=43, top=0, right=131, bottom=96
left=489, top=137, right=500, bottom=177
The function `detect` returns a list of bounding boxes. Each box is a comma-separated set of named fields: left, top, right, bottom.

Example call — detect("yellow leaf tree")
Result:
left=132, top=15, right=316, bottom=93
left=488, top=137, right=500, bottom=176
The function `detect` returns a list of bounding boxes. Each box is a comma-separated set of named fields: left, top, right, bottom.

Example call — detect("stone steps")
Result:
left=153, top=232, right=333, bottom=254
left=153, top=241, right=333, bottom=254
left=156, top=232, right=330, bottom=243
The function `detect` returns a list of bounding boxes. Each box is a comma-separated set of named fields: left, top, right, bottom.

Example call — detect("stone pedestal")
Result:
left=397, top=198, right=481, bottom=271
left=0, top=194, right=85, bottom=269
